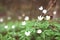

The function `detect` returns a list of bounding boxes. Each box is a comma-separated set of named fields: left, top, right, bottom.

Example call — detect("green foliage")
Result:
left=0, top=20, right=60, bottom=40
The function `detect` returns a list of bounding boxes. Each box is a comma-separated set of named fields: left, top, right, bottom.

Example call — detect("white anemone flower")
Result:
left=22, top=21, right=26, bottom=25
left=53, top=11, right=56, bottom=15
left=25, top=31, right=31, bottom=36
left=7, top=16, right=11, bottom=20
left=37, top=29, right=42, bottom=34
left=0, top=18, right=3, bottom=22
left=4, top=25, right=8, bottom=29
left=18, top=16, right=22, bottom=20
left=12, top=25, right=15, bottom=29
left=45, top=16, right=50, bottom=20
left=39, top=6, right=43, bottom=10
left=42, top=9, right=47, bottom=14
left=22, top=14, right=25, bottom=17
left=24, top=16, right=29, bottom=21
left=38, top=16, right=44, bottom=21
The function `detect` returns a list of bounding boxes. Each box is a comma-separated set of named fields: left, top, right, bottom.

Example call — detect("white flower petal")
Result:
left=12, top=25, right=15, bottom=29
left=38, top=16, right=44, bottom=21
left=39, top=6, right=43, bottom=10
left=0, top=18, right=3, bottom=22
left=24, top=16, right=29, bottom=21
left=53, top=11, right=56, bottom=15
left=22, top=21, right=26, bottom=25
left=4, top=25, right=8, bottom=29
left=37, top=29, right=42, bottom=34
left=7, top=16, right=11, bottom=20
left=25, top=31, right=31, bottom=36
left=18, top=16, right=22, bottom=20
left=22, top=14, right=25, bottom=17
left=45, top=16, right=50, bottom=20
left=42, top=9, right=47, bottom=14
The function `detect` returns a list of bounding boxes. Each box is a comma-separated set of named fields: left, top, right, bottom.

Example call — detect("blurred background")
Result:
left=0, top=0, right=59, bottom=20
